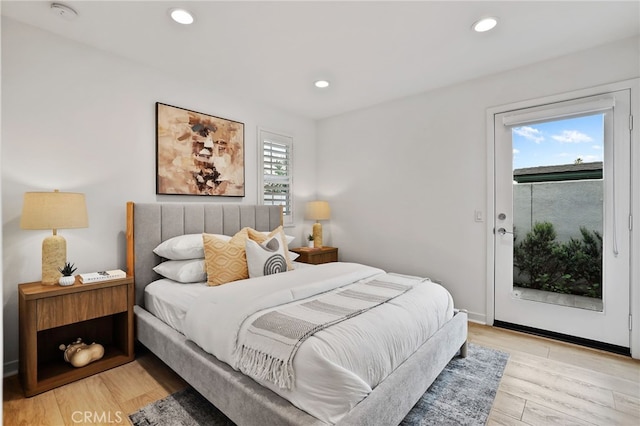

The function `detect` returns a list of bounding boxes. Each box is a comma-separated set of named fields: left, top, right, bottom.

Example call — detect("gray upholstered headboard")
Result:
left=126, top=202, right=283, bottom=306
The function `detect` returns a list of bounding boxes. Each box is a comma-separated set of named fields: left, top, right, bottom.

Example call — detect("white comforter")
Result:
left=184, top=262, right=454, bottom=424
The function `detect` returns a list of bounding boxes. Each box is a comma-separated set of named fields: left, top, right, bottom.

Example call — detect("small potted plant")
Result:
left=58, top=262, right=77, bottom=286
left=307, top=234, right=314, bottom=248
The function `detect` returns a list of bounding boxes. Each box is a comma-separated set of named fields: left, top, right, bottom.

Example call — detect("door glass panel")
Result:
left=511, top=114, right=604, bottom=312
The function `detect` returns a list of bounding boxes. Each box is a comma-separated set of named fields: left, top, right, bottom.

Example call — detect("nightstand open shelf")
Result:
left=36, top=346, right=130, bottom=389
left=19, top=277, right=134, bottom=396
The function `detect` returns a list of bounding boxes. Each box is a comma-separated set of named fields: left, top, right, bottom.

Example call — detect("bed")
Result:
left=126, top=202, right=468, bottom=426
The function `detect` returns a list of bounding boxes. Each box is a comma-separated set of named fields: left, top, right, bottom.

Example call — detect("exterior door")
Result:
left=493, top=90, right=631, bottom=348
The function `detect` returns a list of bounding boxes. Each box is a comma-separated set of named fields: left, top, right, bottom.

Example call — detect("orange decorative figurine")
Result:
left=59, top=338, right=104, bottom=368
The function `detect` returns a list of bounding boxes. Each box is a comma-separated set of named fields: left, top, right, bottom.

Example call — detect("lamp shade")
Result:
left=304, top=201, right=331, bottom=221
left=21, top=191, right=88, bottom=230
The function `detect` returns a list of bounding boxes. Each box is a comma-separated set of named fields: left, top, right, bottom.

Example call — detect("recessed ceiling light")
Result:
left=314, top=80, right=330, bottom=89
left=472, top=17, right=498, bottom=33
left=170, top=8, right=194, bottom=25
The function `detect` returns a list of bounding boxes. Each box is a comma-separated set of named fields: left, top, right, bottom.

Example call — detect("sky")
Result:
left=512, top=113, right=604, bottom=170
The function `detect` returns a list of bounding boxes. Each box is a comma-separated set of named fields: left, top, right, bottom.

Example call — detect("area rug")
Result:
left=129, top=343, right=508, bottom=426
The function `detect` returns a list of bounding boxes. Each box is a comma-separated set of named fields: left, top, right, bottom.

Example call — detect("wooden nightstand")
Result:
left=290, top=247, right=338, bottom=265
left=18, top=276, right=134, bottom=397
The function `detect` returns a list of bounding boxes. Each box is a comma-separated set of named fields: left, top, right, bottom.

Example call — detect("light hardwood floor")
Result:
left=3, top=323, right=639, bottom=425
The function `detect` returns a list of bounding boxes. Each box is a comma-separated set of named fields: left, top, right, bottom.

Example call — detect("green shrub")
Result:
left=513, top=222, right=602, bottom=298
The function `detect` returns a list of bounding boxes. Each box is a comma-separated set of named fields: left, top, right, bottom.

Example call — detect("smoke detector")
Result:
left=51, top=3, right=78, bottom=20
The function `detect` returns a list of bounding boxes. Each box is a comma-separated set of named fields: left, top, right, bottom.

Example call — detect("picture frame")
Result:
left=156, top=102, right=245, bottom=196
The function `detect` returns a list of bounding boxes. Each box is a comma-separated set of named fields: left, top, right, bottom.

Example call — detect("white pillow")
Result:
left=246, top=236, right=288, bottom=278
left=153, top=233, right=231, bottom=260
left=288, top=251, right=300, bottom=261
left=153, top=259, right=206, bottom=283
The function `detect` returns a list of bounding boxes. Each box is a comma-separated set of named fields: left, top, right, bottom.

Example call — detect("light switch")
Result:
left=474, top=210, right=483, bottom=222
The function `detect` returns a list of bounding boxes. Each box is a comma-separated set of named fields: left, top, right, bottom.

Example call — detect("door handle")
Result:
left=497, top=227, right=513, bottom=236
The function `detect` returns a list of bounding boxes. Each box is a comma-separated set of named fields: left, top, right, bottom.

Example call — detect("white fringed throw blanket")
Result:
left=236, top=279, right=412, bottom=389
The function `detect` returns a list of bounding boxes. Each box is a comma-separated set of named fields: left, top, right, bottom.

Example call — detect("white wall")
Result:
left=1, top=18, right=317, bottom=372
left=317, top=36, right=640, bottom=323
left=3, top=19, right=639, bottom=374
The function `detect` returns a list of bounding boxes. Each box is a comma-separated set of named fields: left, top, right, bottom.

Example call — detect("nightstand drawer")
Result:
left=290, top=247, right=338, bottom=265
left=305, top=251, right=338, bottom=264
left=36, top=285, right=128, bottom=330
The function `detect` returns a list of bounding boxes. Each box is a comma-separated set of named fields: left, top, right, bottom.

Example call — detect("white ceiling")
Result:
left=2, top=1, right=639, bottom=119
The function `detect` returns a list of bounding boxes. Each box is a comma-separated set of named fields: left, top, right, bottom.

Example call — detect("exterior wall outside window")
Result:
left=513, top=179, right=603, bottom=243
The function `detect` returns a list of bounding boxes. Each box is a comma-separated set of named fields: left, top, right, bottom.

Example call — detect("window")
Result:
left=259, top=129, right=293, bottom=224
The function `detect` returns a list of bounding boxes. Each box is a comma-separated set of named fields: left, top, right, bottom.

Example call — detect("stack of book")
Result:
left=78, top=269, right=127, bottom=284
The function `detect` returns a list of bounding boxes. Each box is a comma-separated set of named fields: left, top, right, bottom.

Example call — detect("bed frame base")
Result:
left=135, top=305, right=467, bottom=426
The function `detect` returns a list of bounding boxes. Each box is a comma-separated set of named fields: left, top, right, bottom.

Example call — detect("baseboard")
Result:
left=493, top=320, right=631, bottom=356
left=466, top=311, right=486, bottom=324
left=4, top=359, right=18, bottom=378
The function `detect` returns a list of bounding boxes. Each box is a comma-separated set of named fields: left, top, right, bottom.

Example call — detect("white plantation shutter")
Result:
left=260, top=129, right=293, bottom=224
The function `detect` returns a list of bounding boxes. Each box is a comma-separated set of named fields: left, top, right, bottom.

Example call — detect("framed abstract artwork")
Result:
left=156, top=102, right=245, bottom=196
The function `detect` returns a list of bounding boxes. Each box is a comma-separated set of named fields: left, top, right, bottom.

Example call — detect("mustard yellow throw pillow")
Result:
left=202, top=229, right=250, bottom=286
left=203, top=226, right=292, bottom=286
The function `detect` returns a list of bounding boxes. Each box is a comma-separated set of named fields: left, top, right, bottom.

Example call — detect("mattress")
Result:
left=145, top=261, right=313, bottom=333
left=144, top=279, right=209, bottom=334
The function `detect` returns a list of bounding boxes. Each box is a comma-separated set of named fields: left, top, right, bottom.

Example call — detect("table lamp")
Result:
left=305, top=201, right=331, bottom=248
left=20, top=190, right=89, bottom=284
